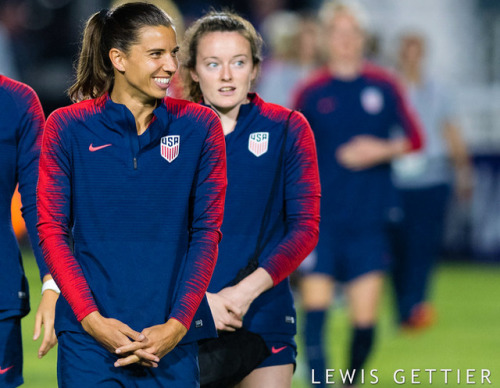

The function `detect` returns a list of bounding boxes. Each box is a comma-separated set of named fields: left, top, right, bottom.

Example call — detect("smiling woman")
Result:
left=111, top=25, right=178, bottom=95
left=68, top=4, right=180, bottom=134
left=107, top=24, right=179, bottom=134
left=37, top=3, right=226, bottom=387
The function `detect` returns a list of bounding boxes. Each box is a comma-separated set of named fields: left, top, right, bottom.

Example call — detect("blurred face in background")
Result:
left=324, top=10, right=365, bottom=64
left=399, top=35, right=425, bottom=69
left=191, top=31, right=257, bottom=114
left=298, top=18, right=320, bottom=65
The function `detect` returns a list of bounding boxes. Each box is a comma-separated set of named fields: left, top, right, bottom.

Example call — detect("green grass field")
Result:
left=20, top=252, right=500, bottom=387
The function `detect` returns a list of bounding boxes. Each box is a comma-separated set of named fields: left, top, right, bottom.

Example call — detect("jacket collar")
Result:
left=98, top=93, right=170, bottom=136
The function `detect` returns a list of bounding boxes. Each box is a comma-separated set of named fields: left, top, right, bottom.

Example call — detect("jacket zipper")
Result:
left=127, top=124, right=140, bottom=170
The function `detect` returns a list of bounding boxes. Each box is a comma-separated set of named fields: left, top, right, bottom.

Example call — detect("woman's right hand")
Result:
left=206, top=292, right=243, bottom=331
left=336, top=135, right=408, bottom=170
left=81, top=311, right=160, bottom=367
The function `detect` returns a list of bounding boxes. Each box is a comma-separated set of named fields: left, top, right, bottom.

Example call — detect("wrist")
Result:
left=166, top=318, right=188, bottom=341
left=389, top=138, right=410, bottom=159
left=81, top=310, right=102, bottom=333
left=41, top=278, right=60, bottom=295
left=236, top=268, right=273, bottom=301
left=235, top=281, right=259, bottom=303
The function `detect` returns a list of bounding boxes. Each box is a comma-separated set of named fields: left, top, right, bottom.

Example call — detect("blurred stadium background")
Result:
left=4, top=0, right=500, bottom=386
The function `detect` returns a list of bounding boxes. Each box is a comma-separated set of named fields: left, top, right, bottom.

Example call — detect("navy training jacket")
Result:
left=37, top=93, right=226, bottom=342
left=293, top=62, right=423, bottom=227
left=209, top=93, right=321, bottom=335
left=0, top=75, right=48, bottom=319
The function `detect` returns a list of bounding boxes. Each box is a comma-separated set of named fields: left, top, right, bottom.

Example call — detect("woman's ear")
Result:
left=251, top=63, right=259, bottom=83
left=109, top=48, right=126, bottom=73
left=190, top=69, right=199, bottom=82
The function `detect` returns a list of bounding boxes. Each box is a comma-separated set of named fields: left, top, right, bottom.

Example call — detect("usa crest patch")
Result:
left=161, top=135, right=180, bottom=163
left=361, top=87, right=384, bottom=114
left=248, top=132, right=269, bottom=157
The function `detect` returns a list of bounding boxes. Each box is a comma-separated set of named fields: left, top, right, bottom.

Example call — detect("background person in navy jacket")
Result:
left=0, top=75, right=58, bottom=388
left=293, top=1, right=423, bottom=386
left=182, top=11, right=320, bottom=388
left=36, top=3, right=226, bottom=387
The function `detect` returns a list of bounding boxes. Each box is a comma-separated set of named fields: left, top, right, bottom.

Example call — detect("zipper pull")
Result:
left=133, top=157, right=137, bottom=170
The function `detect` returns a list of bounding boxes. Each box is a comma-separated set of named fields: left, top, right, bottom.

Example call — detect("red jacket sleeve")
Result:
left=168, top=113, right=227, bottom=329
left=390, top=77, right=424, bottom=151
left=15, top=85, right=50, bottom=279
left=259, top=111, right=321, bottom=285
left=37, top=111, right=98, bottom=321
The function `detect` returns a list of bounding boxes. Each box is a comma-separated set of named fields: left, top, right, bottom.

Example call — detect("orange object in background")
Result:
left=11, top=186, right=27, bottom=239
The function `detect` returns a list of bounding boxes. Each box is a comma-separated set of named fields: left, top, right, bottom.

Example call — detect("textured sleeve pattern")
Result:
left=260, top=111, right=321, bottom=285
left=169, top=112, right=227, bottom=329
left=13, top=83, right=49, bottom=279
left=37, top=111, right=98, bottom=321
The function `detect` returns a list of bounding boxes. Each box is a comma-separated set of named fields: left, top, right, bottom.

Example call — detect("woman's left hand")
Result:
left=218, top=267, right=274, bottom=319
left=114, top=319, right=187, bottom=367
left=207, top=292, right=243, bottom=331
left=217, top=285, right=253, bottom=319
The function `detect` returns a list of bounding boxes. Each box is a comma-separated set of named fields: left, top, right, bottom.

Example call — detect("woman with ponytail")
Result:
left=37, top=3, right=226, bottom=387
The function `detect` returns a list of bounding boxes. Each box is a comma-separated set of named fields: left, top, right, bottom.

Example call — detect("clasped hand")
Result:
left=81, top=311, right=187, bottom=368
left=207, top=268, right=273, bottom=332
left=207, top=284, right=256, bottom=332
left=207, top=291, right=243, bottom=331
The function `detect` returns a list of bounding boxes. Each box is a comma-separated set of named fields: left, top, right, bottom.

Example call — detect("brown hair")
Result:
left=180, top=11, right=263, bottom=103
left=68, top=2, right=173, bottom=102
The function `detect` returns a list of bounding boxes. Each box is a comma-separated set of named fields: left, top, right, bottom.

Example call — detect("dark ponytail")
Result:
left=69, top=2, right=173, bottom=102
left=68, top=11, right=111, bottom=102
